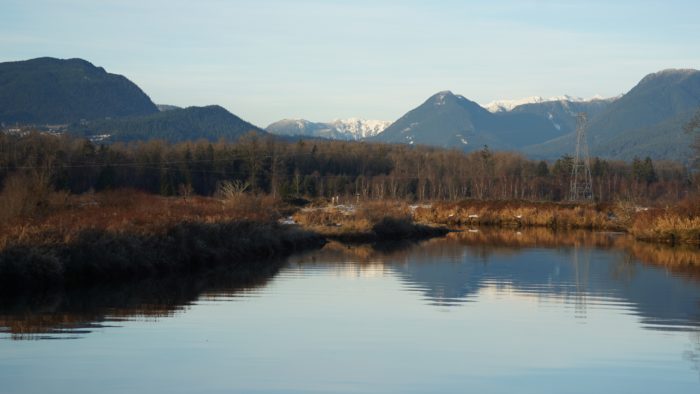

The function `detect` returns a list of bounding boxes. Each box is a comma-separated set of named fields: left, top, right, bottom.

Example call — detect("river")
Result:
left=2, top=229, right=700, bottom=393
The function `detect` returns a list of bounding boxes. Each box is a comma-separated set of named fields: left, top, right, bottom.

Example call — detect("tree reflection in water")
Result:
left=2, top=228, right=700, bottom=341
left=0, top=262, right=284, bottom=340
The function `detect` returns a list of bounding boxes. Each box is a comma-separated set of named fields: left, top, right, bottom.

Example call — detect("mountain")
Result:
left=266, top=118, right=390, bottom=140
left=523, top=69, right=700, bottom=161
left=156, top=104, right=181, bottom=112
left=266, top=119, right=336, bottom=139
left=0, top=57, right=158, bottom=124
left=485, top=95, right=610, bottom=113
left=71, top=105, right=264, bottom=143
left=375, top=70, right=700, bottom=161
left=510, top=97, right=616, bottom=134
left=373, top=91, right=565, bottom=151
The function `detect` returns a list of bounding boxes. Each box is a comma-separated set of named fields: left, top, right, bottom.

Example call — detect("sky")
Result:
left=1, top=0, right=699, bottom=127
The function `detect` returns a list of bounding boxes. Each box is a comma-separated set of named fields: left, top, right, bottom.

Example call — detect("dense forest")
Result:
left=69, top=105, right=263, bottom=143
left=0, top=131, right=696, bottom=205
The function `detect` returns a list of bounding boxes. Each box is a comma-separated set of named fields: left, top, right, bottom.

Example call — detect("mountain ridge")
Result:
left=522, top=68, right=700, bottom=161
left=71, top=105, right=265, bottom=143
left=266, top=118, right=390, bottom=140
left=372, top=90, right=566, bottom=151
left=372, top=68, right=699, bottom=162
left=484, top=95, right=615, bottom=113
left=0, top=57, right=159, bottom=124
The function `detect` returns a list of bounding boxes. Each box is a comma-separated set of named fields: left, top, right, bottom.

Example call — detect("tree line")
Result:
left=0, top=131, right=696, bottom=203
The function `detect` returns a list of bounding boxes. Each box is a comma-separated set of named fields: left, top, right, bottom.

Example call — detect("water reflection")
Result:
left=288, top=229, right=700, bottom=331
left=2, top=229, right=700, bottom=340
left=0, top=263, right=283, bottom=340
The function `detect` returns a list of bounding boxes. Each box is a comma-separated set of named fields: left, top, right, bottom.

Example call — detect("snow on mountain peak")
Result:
left=484, top=94, right=612, bottom=113
left=266, top=117, right=391, bottom=140
left=330, top=118, right=392, bottom=139
left=484, top=96, right=546, bottom=112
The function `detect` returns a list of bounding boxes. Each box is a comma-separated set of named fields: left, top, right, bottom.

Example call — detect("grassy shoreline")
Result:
left=0, top=220, right=326, bottom=295
left=411, top=199, right=700, bottom=246
left=0, top=192, right=697, bottom=294
left=0, top=193, right=448, bottom=294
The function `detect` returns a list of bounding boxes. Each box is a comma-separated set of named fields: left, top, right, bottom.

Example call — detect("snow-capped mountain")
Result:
left=328, top=118, right=391, bottom=139
left=484, top=95, right=609, bottom=113
left=266, top=118, right=390, bottom=140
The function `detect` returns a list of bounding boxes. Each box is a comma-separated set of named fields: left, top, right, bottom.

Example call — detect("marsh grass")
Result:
left=629, top=197, right=700, bottom=245
left=412, top=198, right=700, bottom=246
left=413, top=200, right=622, bottom=230
left=0, top=191, right=324, bottom=294
left=292, top=201, right=447, bottom=242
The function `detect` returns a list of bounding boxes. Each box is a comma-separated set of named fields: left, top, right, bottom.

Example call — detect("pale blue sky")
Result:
left=1, top=0, right=699, bottom=126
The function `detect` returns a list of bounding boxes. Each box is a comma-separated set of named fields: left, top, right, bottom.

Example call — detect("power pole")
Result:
left=570, top=113, right=594, bottom=201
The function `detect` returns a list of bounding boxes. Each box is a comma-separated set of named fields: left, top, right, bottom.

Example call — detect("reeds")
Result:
left=629, top=197, right=700, bottom=245
left=413, top=200, right=622, bottom=230
left=0, top=191, right=324, bottom=294
left=291, top=200, right=447, bottom=242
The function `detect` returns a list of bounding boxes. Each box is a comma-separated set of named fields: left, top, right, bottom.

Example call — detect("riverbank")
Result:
left=411, top=199, right=700, bottom=246
left=0, top=192, right=327, bottom=294
left=291, top=202, right=450, bottom=243
left=0, top=193, right=448, bottom=294
left=1, top=192, right=697, bottom=294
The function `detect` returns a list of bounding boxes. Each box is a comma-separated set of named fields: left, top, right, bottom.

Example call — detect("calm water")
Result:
left=2, top=230, right=700, bottom=393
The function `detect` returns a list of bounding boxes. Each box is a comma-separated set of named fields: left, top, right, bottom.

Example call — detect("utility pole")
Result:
left=570, top=113, right=594, bottom=201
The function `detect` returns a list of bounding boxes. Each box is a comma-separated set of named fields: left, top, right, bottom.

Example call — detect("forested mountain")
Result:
left=0, top=57, right=266, bottom=143
left=266, top=118, right=390, bottom=140
left=373, top=70, right=699, bottom=162
left=71, top=105, right=265, bottom=143
left=510, top=97, right=615, bottom=134
left=0, top=57, right=158, bottom=124
left=373, top=91, right=565, bottom=151
left=523, top=69, right=700, bottom=161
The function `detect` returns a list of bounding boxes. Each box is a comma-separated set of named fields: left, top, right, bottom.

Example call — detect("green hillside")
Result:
left=0, top=57, right=158, bottom=124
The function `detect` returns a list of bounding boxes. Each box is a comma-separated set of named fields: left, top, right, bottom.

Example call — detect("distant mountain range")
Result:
left=1, top=57, right=698, bottom=161
left=522, top=69, right=700, bottom=161
left=266, top=118, right=390, bottom=140
left=373, top=91, right=566, bottom=150
left=373, top=69, right=700, bottom=162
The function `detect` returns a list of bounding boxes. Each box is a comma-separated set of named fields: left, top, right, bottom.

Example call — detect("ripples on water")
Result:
left=2, top=229, right=700, bottom=393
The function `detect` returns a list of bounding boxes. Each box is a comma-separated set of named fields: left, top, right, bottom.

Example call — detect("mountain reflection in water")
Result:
left=288, top=229, right=700, bottom=331
left=1, top=228, right=700, bottom=340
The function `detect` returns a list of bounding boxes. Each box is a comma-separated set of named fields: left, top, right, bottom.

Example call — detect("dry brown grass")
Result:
left=413, top=200, right=622, bottom=231
left=411, top=197, right=700, bottom=246
left=0, top=189, right=325, bottom=295
left=290, top=200, right=447, bottom=242
left=629, top=197, right=700, bottom=245
left=292, top=201, right=411, bottom=236
left=0, top=190, right=282, bottom=250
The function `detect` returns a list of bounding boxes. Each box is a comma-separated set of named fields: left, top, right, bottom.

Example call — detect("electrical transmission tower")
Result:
left=569, top=113, right=594, bottom=201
